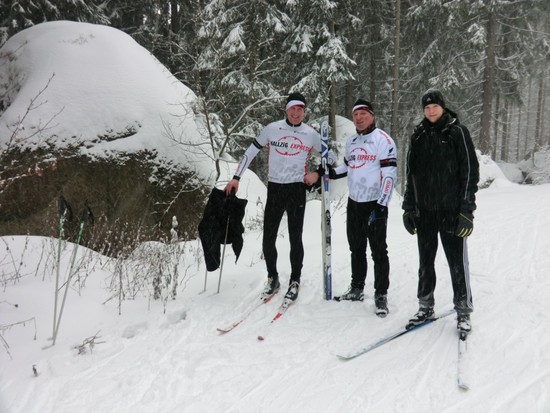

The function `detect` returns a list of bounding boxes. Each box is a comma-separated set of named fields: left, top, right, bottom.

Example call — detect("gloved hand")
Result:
left=315, top=164, right=325, bottom=176
left=328, top=165, right=337, bottom=179
left=455, top=212, right=474, bottom=237
left=369, top=204, right=387, bottom=225
left=403, top=210, right=417, bottom=235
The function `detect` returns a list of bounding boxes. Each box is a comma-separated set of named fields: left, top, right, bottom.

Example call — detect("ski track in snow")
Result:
left=2, top=183, right=550, bottom=412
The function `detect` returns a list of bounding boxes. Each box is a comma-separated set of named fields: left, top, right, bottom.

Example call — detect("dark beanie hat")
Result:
left=422, top=90, right=445, bottom=108
left=352, top=99, right=375, bottom=115
left=286, top=92, right=307, bottom=109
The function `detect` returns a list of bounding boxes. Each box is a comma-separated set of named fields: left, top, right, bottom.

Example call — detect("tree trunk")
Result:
left=345, top=79, right=355, bottom=115
left=330, top=85, right=336, bottom=139
left=344, top=39, right=356, bottom=115
left=535, top=74, right=545, bottom=150
left=493, top=92, right=500, bottom=158
left=478, top=10, right=497, bottom=154
left=501, top=99, right=509, bottom=162
left=390, top=0, right=401, bottom=138
left=368, top=28, right=378, bottom=102
left=328, top=19, right=337, bottom=138
left=516, top=105, right=521, bottom=160
left=171, top=0, right=180, bottom=34
left=525, top=78, right=533, bottom=157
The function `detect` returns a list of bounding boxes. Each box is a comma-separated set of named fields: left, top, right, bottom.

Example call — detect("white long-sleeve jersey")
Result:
left=333, top=128, right=397, bottom=205
left=234, top=119, right=336, bottom=184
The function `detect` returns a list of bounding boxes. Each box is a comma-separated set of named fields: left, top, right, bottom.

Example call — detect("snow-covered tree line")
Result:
left=2, top=0, right=549, bottom=178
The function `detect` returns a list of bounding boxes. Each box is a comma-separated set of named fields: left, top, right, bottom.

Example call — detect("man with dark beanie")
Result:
left=329, top=99, right=397, bottom=317
left=402, top=89, right=479, bottom=337
left=225, top=92, right=335, bottom=302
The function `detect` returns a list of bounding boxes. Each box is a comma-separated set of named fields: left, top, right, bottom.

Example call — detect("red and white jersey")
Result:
left=234, top=119, right=335, bottom=184
left=334, top=128, right=397, bottom=205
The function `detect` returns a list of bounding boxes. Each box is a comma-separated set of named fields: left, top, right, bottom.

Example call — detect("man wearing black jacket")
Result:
left=402, top=90, right=479, bottom=336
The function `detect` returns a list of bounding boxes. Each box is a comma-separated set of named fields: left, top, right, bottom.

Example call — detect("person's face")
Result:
left=352, top=109, right=374, bottom=132
left=286, top=105, right=305, bottom=125
left=423, top=104, right=444, bottom=123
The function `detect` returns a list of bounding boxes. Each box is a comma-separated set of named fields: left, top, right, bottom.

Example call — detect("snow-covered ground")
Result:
left=2, top=175, right=550, bottom=413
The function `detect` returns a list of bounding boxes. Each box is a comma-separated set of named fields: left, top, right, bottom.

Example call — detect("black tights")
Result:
left=263, top=182, right=306, bottom=283
left=346, top=198, right=390, bottom=295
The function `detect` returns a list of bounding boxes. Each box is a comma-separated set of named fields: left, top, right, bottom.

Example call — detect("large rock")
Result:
left=0, top=21, right=215, bottom=254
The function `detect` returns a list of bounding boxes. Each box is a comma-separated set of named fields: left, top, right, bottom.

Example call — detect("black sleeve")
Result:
left=402, top=138, right=416, bottom=211
left=455, top=125, right=479, bottom=212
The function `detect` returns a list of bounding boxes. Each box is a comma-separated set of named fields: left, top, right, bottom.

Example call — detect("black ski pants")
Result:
left=346, top=198, right=390, bottom=295
left=263, top=182, right=306, bottom=283
left=415, top=210, right=473, bottom=315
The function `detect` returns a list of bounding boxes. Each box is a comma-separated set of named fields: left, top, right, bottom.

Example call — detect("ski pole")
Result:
left=217, top=214, right=230, bottom=294
left=217, top=192, right=234, bottom=294
left=53, top=200, right=93, bottom=345
left=52, top=196, right=72, bottom=340
left=202, top=267, right=208, bottom=293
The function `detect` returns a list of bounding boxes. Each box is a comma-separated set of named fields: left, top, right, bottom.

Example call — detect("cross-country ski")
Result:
left=217, top=291, right=278, bottom=334
left=336, top=308, right=455, bottom=360
left=257, top=298, right=295, bottom=341
left=320, top=120, right=332, bottom=301
left=457, top=334, right=470, bottom=390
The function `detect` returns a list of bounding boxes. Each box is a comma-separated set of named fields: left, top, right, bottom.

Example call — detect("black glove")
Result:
left=315, top=164, right=325, bottom=176
left=368, top=204, right=387, bottom=225
left=455, top=212, right=474, bottom=237
left=403, top=211, right=417, bottom=235
left=327, top=164, right=337, bottom=179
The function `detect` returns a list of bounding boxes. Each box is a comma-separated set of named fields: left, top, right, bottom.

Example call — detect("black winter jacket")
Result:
left=198, top=188, right=248, bottom=272
left=402, top=110, right=479, bottom=213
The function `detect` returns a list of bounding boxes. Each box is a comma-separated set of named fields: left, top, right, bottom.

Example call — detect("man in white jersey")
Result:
left=330, top=99, right=397, bottom=317
left=224, top=92, right=335, bottom=302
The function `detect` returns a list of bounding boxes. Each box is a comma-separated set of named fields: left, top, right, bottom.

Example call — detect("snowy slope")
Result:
left=1, top=178, right=550, bottom=413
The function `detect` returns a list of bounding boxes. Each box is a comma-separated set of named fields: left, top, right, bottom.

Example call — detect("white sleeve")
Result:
left=377, top=136, right=397, bottom=206
left=327, top=149, right=337, bottom=165
left=234, top=140, right=262, bottom=179
left=233, top=123, right=274, bottom=178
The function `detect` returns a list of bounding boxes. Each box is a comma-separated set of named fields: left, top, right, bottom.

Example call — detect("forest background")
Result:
left=2, top=0, right=549, bottom=191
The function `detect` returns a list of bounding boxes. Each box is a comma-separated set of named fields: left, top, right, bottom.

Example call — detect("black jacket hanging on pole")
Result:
left=198, top=187, right=248, bottom=272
